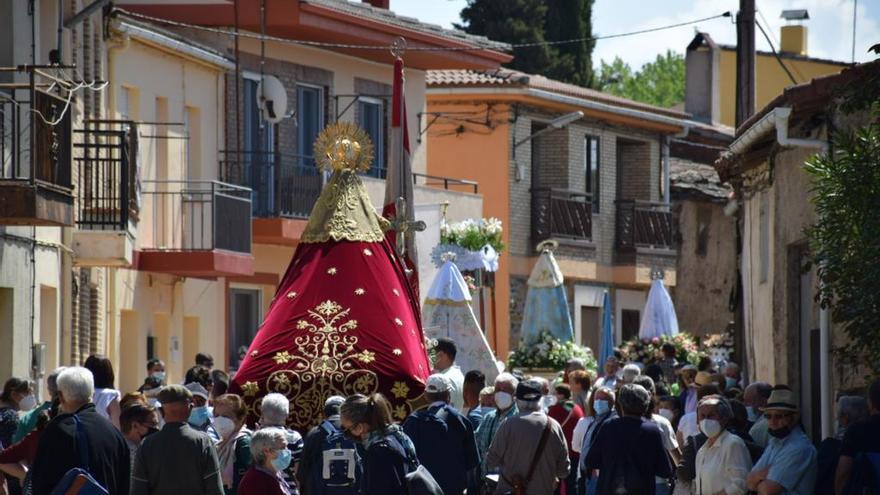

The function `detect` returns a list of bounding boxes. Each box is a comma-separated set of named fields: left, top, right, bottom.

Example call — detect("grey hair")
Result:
left=838, top=396, right=869, bottom=423
left=618, top=384, right=651, bottom=416
left=698, top=396, right=733, bottom=423
left=56, top=367, right=94, bottom=404
left=260, top=393, right=290, bottom=425
left=724, top=362, right=741, bottom=373
left=47, top=367, right=67, bottom=396
left=622, top=364, right=641, bottom=382
left=495, top=372, right=519, bottom=389
left=516, top=399, right=542, bottom=413
left=251, top=427, right=287, bottom=464
left=566, top=358, right=586, bottom=371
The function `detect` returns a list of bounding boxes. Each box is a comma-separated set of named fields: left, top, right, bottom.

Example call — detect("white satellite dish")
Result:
left=257, top=75, right=287, bottom=124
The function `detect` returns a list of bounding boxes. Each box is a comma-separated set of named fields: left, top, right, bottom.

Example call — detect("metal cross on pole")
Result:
left=390, top=196, right=425, bottom=262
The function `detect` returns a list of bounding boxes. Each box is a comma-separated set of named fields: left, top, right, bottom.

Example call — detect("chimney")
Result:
left=363, top=0, right=389, bottom=8
left=779, top=9, right=809, bottom=56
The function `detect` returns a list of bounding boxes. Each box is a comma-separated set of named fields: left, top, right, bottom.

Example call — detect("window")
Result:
left=585, top=135, right=600, bottom=211
left=621, top=309, right=640, bottom=342
left=296, top=85, right=324, bottom=168
left=357, top=97, right=385, bottom=178
left=228, top=288, right=262, bottom=370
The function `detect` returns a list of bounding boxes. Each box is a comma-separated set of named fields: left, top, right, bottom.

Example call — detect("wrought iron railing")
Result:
left=140, top=180, right=252, bottom=254
left=74, top=120, right=138, bottom=230
left=531, top=188, right=592, bottom=242
left=413, top=172, right=479, bottom=194
left=616, top=200, right=674, bottom=250
left=0, top=85, right=71, bottom=188
left=219, top=150, right=322, bottom=219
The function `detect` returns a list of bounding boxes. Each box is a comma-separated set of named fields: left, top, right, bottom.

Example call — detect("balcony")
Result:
left=72, top=121, right=138, bottom=267
left=531, top=188, right=593, bottom=244
left=0, top=85, right=73, bottom=225
left=219, top=151, right=322, bottom=246
left=135, top=180, right=254, bottom=278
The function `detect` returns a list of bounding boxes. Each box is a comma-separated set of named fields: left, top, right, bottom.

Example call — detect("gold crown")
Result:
left=314, top=122, right=375, bottom=173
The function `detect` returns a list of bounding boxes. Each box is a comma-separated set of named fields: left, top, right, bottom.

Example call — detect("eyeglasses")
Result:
left=765, top=412, right=793, bottom=420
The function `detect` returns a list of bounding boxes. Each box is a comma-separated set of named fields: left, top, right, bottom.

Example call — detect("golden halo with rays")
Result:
left=314, top=121, right=375, bottom=173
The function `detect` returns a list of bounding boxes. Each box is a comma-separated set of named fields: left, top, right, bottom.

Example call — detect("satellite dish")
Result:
left=257, top=75, right=287, bottom=124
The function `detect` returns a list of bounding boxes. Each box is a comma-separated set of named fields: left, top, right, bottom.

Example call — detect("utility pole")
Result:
left=734, top=0, right=755, bottom=382
left=735, top=0, right=756, bottom=128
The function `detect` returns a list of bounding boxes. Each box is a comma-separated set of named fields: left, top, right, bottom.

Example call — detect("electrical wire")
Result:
left=754, top=9, right=805, bottom=82
left=118, top=9, right=732, bottom=52
left=754, top=19, right=798, bottom=85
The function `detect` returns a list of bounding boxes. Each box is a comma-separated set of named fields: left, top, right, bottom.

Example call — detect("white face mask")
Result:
left=213, top=416, right=236, bottom=438
left=700, top=418, right=723, bottom=438
left=658, top=408, right=675, bottom=421
left=540, top=395, right=557, bottom=410
left=494, top=391, right=513, bottom=410
left=19, top=394, right=37, bottom=411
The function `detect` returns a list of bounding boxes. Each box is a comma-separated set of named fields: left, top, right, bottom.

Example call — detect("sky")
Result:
left=390, top=0, right=879, bottom=70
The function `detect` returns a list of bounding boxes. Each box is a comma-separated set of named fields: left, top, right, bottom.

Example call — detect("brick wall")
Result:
left=508, top=275, right=529, bottom=345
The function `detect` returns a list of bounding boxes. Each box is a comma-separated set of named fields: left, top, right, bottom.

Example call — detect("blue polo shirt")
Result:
left=752, top=428, right=817, bottom=494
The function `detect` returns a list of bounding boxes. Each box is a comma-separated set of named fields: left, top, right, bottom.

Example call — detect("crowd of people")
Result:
left=0, top=340, right=878, bottom=495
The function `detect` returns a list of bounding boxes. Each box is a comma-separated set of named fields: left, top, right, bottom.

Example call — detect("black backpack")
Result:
left=312, top=420, right=362, bottom=495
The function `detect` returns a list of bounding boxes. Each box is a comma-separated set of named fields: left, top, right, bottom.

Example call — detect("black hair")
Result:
left=185, top=365, right=213, bottom=388
left=146, top=359, right=164, bottom=371
left=661, top=343, right=676, bottom=356
left=84, top=355, right=115, bottom=389
left=644, top=364, right=664, bottom=384
left=1, top=378, right=32, bottom=403
left=435, top=338, right=457, bottom=360
left=554, top=383, right=572, bottom=399
left=324, top=400, right=342, bottom=418
left=211, top=369, right=229, bottom=397
left=464, top=369, right=485, bottom=386
left=195, top=353, right=214, bottom=367
left=633, top=375, right=656, bottom=396
left=141, top=376, right=162, bottom=390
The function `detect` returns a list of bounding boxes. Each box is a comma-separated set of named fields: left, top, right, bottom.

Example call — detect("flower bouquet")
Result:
left=618, top=332, right=706, bottom=366
left=700, top=330, right=735, bottom=365
left=432, top=218, right=505, bottom=272
left=508, top=330, right=596, bottom=372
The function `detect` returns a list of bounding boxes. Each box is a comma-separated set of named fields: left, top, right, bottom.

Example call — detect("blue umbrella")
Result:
left=599, top=291, right=615, bottom=366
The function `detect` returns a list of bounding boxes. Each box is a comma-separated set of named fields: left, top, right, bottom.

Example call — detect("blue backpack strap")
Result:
left=319, top=420, right=338, bottom=437
left=73, top=415, right=91, bottom=471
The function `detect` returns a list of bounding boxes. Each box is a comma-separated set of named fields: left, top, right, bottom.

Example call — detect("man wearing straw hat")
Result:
left=746, top=387, right=817, bottom=494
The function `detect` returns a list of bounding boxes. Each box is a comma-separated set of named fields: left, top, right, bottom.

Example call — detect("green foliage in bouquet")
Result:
left=618, top=333, right=705, bottom=366
left=508, top=330, right=596, bottom=371
left=440, top=218, right=505, bottom=252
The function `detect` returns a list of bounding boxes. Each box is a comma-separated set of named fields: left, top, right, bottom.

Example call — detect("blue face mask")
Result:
left=271, top=448, right=292, bottom=471
left=594, top=399, right=610, bottom=416
left=725, top=376, right=738, bottom=389
left=151, top=371, right=166, bottom=382
left=746, top=406, right=758, bottom=422
left=188, top=406, right=210, bottom=426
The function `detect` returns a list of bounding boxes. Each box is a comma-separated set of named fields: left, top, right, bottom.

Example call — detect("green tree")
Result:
left=805, top=112, right=880, bottom=377
left=597, top=50, right=685, bottom=108
left=457, top=0, right=595, bottom=85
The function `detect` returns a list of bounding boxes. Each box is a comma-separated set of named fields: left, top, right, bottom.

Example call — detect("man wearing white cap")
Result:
left=185, top=381, right=220, bottom=443
left=403, top=374, right=479, bottom=495
left=746, top=387, right=817, bottom=494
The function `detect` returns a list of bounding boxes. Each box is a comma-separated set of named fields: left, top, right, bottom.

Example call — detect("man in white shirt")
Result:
left=593, top=355, right=621, bottom=391
left=433, top=337, right=465, bottom=410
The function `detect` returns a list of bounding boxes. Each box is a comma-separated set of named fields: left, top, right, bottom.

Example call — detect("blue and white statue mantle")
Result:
left=422, top=259, right=501, bottom=383
left=520, top=246, right=574, bottom=343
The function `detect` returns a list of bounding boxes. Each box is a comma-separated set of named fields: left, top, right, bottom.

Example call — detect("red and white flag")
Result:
left=383, top=56, right=419, bottom=297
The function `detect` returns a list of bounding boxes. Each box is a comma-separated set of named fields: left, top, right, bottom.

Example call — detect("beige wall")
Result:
left=673, top=200, right=736, bottom=336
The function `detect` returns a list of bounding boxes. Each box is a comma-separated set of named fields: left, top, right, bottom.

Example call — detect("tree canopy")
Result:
left=596, top=50, right=686, bottom=108
left=457, top=0, right=595, bottom=86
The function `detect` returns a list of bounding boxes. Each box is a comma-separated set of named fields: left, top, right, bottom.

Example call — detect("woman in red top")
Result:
left=238, top=427, right=292, bottom=495
left=547, top=384, right=584, bottom=495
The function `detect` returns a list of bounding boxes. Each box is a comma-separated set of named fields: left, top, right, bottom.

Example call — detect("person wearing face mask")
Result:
left=213, top=394, right=252, bottom=495
left=131, top=384, right=224, bottom=495
left=746, top=388, right=817, bottom=495
left=257, top=393, right=305, bottom=494
left=694, top=396, right=752, bottom=495
left=474, top=373, right=519, bottom=482
left=185, top=382, right=221, bottom=443
left=573, top=386, right=617, bottom=495
left=12, top=368, right=63, bottom=444
left=139, top=359, right=166, bottom=392
left=0, top=378, right=37, bottom=450
left=120, top=403, right=160, bottom=478
left=722, top=363, right=741, bottom=392
left=238, top=428, right=292, bottom=495
left=340, top=393, right=420, bottom=495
